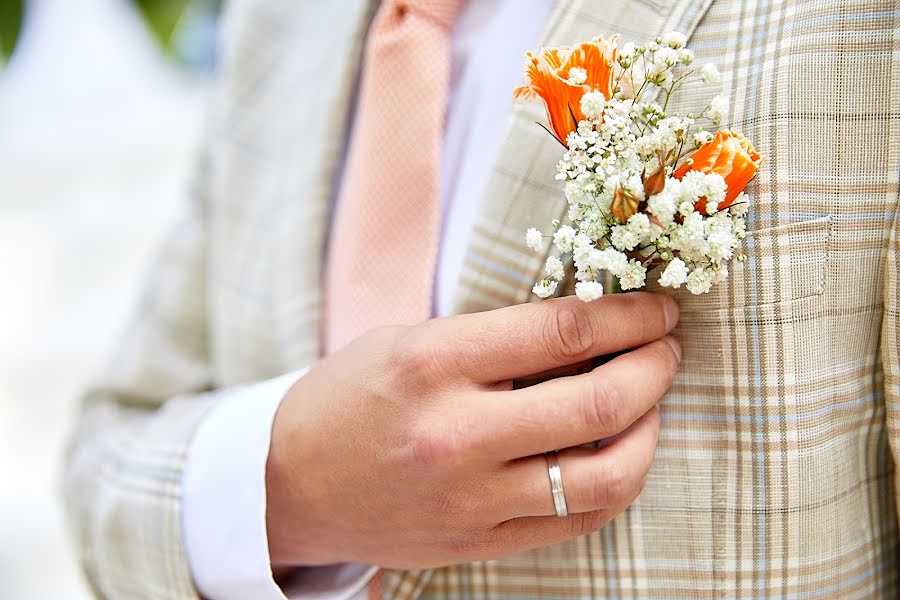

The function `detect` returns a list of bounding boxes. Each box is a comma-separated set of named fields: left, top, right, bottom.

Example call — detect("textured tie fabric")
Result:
left=324, top=0, right=466, bottom=354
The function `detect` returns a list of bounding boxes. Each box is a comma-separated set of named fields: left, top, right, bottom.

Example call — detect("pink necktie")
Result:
left=324, top=0, right=465, bottom=354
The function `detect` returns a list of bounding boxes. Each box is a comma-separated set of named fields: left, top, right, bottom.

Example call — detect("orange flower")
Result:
left=513, top=36, right=618, bottom=143
left=674, top=129, right=762, bottom=213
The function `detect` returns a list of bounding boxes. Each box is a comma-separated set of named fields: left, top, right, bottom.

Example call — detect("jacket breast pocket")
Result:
left=672, top=216, right=833, bottom=320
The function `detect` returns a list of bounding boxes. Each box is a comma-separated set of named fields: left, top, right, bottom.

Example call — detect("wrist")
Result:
left=264, top=375, right=341, bottom=567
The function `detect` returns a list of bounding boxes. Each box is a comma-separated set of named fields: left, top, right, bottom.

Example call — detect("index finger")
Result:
left=425, top=292, right=678, bottom=383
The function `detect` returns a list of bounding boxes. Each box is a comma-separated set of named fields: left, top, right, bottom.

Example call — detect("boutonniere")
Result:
left=517, top=33, right=762, bottom=301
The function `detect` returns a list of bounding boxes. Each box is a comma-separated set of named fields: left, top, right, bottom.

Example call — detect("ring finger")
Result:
left=492, top=406, right=660, bottom=520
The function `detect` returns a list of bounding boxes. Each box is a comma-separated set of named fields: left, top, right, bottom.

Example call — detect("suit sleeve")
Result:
left=62, top=147, right=225, bottom=599
left=882, top=199, right=900, bottom=515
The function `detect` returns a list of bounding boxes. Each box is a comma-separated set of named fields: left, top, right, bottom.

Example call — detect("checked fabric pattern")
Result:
left=63, top=0, right=900, bottom=598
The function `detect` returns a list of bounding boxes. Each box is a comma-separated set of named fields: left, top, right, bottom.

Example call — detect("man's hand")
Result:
left=266, top=293, right=680, bottom=569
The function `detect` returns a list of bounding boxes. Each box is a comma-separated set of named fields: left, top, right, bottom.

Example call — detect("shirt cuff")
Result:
left=182, top=369, right=375, bottom=600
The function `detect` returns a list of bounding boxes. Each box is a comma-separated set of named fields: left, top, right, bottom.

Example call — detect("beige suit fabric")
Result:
left=63, top=0, right=900, bottom=598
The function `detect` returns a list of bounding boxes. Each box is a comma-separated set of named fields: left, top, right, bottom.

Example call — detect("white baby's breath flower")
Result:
left=619, top=260, right=648, bottom=290
left=620, top=41, right=637, bottom=58
left=646, top=60, right=672, bottom=85
left=647, top=179, right=680, bottom=225
left=532, top=279, right=559, bottom=299
left=704, top=172, right=727, bottom=206
left=573, top=232, right=593, bottom=249
left=709, top=94, right=728, bottom=125
left=693, top=130, right=714, bottom=148
left=677, top=48, right=694, bottom=65
left=705, top=227, right=737, bottom=261
left=711, top=264, right=729, bottom=284
left=575, top=281, right=604, bottom=302
left=626, top=212, right=657, bottom=244
left=678, top=200, right=695, bottom=217
left=730, top=194, right=750, bottom=217
left=686, top=267, right=714, bottom=295
left=663, top=31, right=687, bottom=49
left=595, top=247, right=630, bottom=276
left=610, top=225, right=641, bottom=251
left=706, top=201, right=719, bottom=215
left=656, top=47, right=679, bottom=68
left=526, top=227, right=544, bottom=251
left=701, top=63, right=721, bottom=84
left=544, top=256, right=565, bottom=281
left=567, top=66, right=588, bottom=85
left=580, top=91, right=607, bottom=120
left=553, top=225, right=576, bottom=252
left=659, top=258, right=689, bottom=288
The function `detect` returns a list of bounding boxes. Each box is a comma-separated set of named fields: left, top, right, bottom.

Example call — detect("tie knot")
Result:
left=394, top=0, right=466, bottom=30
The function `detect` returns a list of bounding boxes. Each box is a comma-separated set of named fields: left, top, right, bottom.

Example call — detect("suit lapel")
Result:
left=212, top=0, right=377, bottom=379
left=377, top=0, right=714, bottom=597
left=451, top=0, right=715, bottom=316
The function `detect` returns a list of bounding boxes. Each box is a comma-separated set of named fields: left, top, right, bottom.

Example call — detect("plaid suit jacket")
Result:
left=64, top=0, right=900, bottom=598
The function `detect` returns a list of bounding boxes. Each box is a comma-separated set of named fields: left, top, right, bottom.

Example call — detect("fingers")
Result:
left=475, top=336, right=679, bottom=460
left=414, top=293, right=678, bottom=383
left=492, top=406, right=661, bottom=520
left=512, top=358, right=595, bottom=389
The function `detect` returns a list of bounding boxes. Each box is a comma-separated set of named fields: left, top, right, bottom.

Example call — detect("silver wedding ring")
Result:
left=546, top=452, right=568, bottom=517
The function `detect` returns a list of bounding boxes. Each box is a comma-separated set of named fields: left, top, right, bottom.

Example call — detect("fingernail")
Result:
left=665, top=336, right=683, bottom=362
left=664, top=297, right=680, bottom=330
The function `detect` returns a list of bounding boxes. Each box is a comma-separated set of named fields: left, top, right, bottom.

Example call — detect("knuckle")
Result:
left=598, top=461, right=633, bottom=507
left=581, top=376, right=624, bottom=435
left=393, top=327, right=444, bottom=385
left=544, top=305, right=595, bottom=361
left=568, top=510, right=605, bottom=537
left=445, top=528, right=494, bottom=557
left=407, top=416, right=476, bottom=469
left=648, top=341, right=680, bottom=386
left=625, top=293, right=667, bottom=341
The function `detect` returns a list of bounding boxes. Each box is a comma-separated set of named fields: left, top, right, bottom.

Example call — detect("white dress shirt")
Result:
left=182, top=1, right=553, bottom=598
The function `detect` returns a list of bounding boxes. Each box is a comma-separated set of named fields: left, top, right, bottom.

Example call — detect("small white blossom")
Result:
left=656, top=47, right=679, bottom=67
left=597, top=247, right=630, bottom=276
left=533, top=279, right=559, bottom=298
left=580, top=91, right=607, bottom=120
left=709, top=94, right=728, bottom=125
left=647, top=194, right=676, bottom=226
left=545, top=256, right=565, bottom=280
left=701, top=63, right=721, bottom=84
left=663, top=31, right=687, bottom=49
left=575, top=281, right=604, bottom=302
left=526, top=227, right=544, bottom=251
left=693, top=130, right=714, bottom=148
left=686, top=267, right=714, bottom=295
left=626, top=212, right=658, bottom=244
left=573, top=232, right=593, bottom=249
left=711, top=265, right=729, bottom=284
left=620, top=42, right=637, bottom=58
left=619, top=260, right=648, bottom=290
left=659, top=258, right=689, bottom=288
left=610, top=225, right=641, bottom=251
left=553, top=225, right=576, bottom=252
left=677, top=48, right=694, bottom=65
left=730, top=193, right=750, bottom=216
left=567, top=66, right=588, bottom=85
left=705, top=226, right=737, bottom=261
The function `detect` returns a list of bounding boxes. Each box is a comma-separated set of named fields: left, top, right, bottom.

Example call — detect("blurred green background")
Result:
left=0, top=0, right=222, bottom=64
left=0, top=0, right=224, bottom=598
left=0, top=0, right=23, bottom=60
